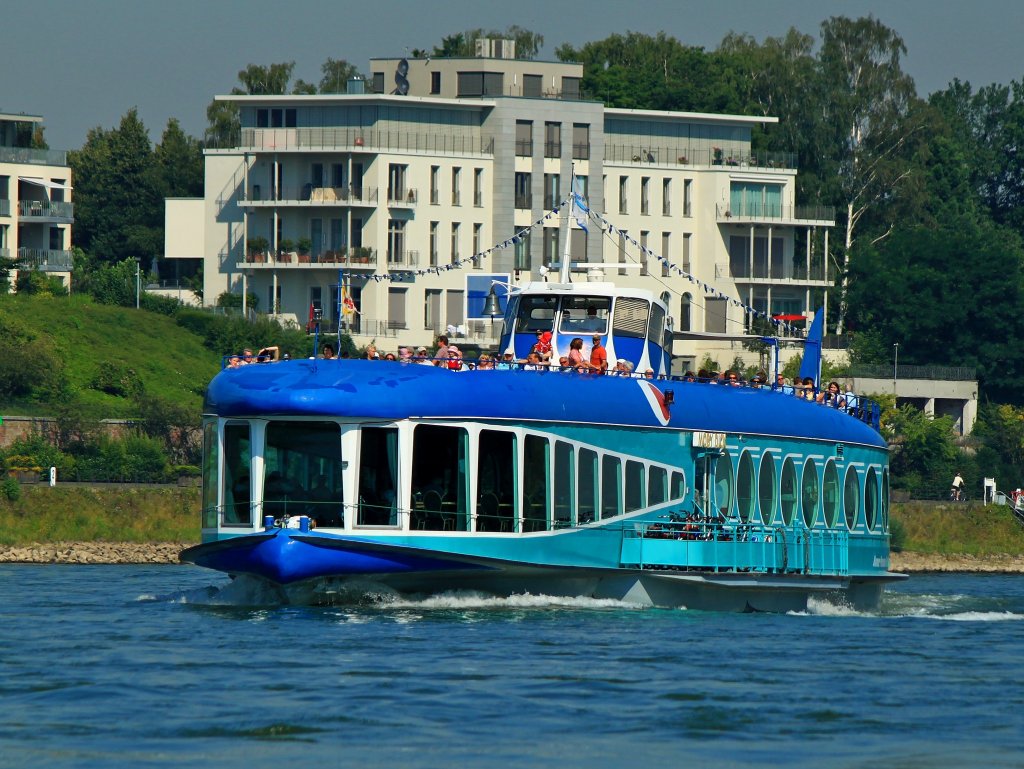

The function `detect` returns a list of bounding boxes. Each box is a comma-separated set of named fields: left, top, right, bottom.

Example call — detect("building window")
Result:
left=640, top=231, right=649, bottom=276
left=562, top=77, right=581, bottom=100
left=425, top=288, right=442, bottom=329
left=730, top=181, right=783, bottom=217
left=662, top=178, right=671, bottom=216
left=679, top=293, right=692, bottom=332
left=514, top=231, right=532, bottom=271
left=514, top=172, right=532, bottom=209
left=430, top=71, right=441, bottom=94
left=683, top=179, right=693, bottom=217
left=452, top=167, right=461, bottom=206
left=617, top=231, right=628, bottom=276
left=544, top=122, right=561, bottom=158
left=543, top=173, right=560, bottom=210
left=388, top=288, right=407, bottom=329
left=516, top=120, right=533, bottom=156
left=474, top=168, right=484, bottom=207
left=387, top=219, right=406, bottom=264
left=256, top=109, right=269, bottom=128
left=285, top=109, right=296, bottom=128
left=682, top=233, right=691, bottom=273
left=523, top=74, right=542, bottom=98
left=387, top=164, right=407, bottom=203
left=429, top=221, right=439, bottom=266
left=572, top=123, right=590, bottom=160
left=618, top=176, right=628, bottom=215
left=457, top=71, right=504, bottom=97
left=543, top=228, right=559, bottom=267
left=429, top=166, right=440, bottom=205
left=661, top=232, right=671, bottom=277
left=570, top=229, right=587, bottom=263
left=705, top=297, right=727, bottom=334
left=472, top=223, right=483, bottom=268
left=641, top=177, right=650, bottom=215
left=451, top=222, right=460, bottom=263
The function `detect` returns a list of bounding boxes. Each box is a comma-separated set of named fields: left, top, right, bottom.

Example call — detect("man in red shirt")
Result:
left=589, top=333, right=608, bottom=374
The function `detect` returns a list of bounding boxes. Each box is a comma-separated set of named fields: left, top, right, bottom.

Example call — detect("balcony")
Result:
left=0, top=146, right=68, bottom=166
left=386, top=249, right=420, bottom=268
left=514, top=194, right=532, bottom=210
left=515, top=139, right=533, bottom=157
left=17, top=248, right=74, bottom=271
left=240, top=246, right=378, bottom=269
left=604, top=145, right=797, bottom=170
left=241, top=185, right=378, bottom=207
left=544, top=141, right=561, bottom=159
left=18, top=200, right=74, bottom=222
left=387, top=188, right=418, bottom=207
left=225, top=128, right=495, bottom=157
left=716, top=203, right=836, bottom=226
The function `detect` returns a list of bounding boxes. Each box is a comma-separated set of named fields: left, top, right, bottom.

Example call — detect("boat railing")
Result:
left=621, top=521, right=850, bottom=577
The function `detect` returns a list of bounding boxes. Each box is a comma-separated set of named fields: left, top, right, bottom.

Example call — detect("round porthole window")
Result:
left=759, top=452, right=777, bottom=525
left=844, top=466, right=860, bottom=531
left=801, top=458, right=818, bottom=527
left=823, top=460, right=840, bottom=528
left=780, top=457, right=797, bottom=525
left=737, top=451, right=755, bottom=523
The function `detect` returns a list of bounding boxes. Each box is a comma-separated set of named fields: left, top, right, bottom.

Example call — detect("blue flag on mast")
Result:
left=570, top=175, right=589, bottom=232
left=799, top=307, right=824, bottom=387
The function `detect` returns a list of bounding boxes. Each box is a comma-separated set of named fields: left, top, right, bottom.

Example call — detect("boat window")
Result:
left=625, top=460, right=645, bottom=512
left=780, top=457, right=797, bottom=525
left=601, top=455, right=622, bottom=518
left=202, top=420, right=218, bottom=529
left=358, top=428, right=399, bottom=526
left=477, top=430, right=516, bottom=532
left=524, top=435, right=550, bottom=531
left=647, top=303, right=666, bottom=347
left=578, top=448, right=598, bottom=524
left=612, top=297, right=650, bottom=339
left=758, top=452, right=777, bottom=525
left=500, top=294, right=520, bottom=342
left=670, top=471, right=685, bottom=500
left=223, top=422, right=252, bottom=526
left=823, top=460, right=840, bottom=528
left=801, top=458, right=819, bottom=527
left=881, top=469, right=890, bottom=531
left=843, top=466, right=860, bottom=531
left=264, top=421, right=344, bottom=527
left=515, top=295, right=559, bottom=334
left=412, top=425, right=469, bottom=531
left=736, top=451, right=755, bottom=523
left=558, top=295, right=611, bottom=335
left=713, top=451, right=734, bottom=519
left=648, top=466, right=667, bottom=506
left=865, top=467, right=879, bottom=530
left=554, top=441, right=574, bottom=527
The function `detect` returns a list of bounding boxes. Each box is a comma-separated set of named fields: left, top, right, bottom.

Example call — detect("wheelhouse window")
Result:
left=554, top=441, right=574, bottom=527
left=648, top=466, right=667, bottom=506
left=578, top=448, right=598, bottom=524
left=358, top=428, right=399, bottom=526
left=477, top=430, right=516, bottom=532
left=524, top=435, right=550, bottom=531
left=515, top=294, right=558, bottom=333
left=558, top=295, right=610, bottom=335
left=223, top=422, right=251, bottom=526
left=264, top=421, right=345, bottom=527
left=625, top=460, right=645, bottom=512
left=613, top=297, right=650, bottom=339
left=412, top=425, right=468, bottom=531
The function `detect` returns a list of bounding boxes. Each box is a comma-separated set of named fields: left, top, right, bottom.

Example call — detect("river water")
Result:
left=1, top=565, right=1021, bottom=769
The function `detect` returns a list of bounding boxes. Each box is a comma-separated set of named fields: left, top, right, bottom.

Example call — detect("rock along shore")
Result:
left=1, top=542, right=1023, bottom=573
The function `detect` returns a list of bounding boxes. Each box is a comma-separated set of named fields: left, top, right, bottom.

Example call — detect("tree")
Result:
left=317, top=58, right=363, bottom=93
left=68, top=109, right=163, bottom=266
left=428, top=26, right=544, bottom=59
left=204, top=62, right=297, bottom=145
left=153, top=118, right=204, bottom=199
left=817, top=16, right=922, bottom=333
left=237, top=62, right=295, bottom=94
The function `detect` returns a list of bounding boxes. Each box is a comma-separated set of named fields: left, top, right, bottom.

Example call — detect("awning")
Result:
left=19, top=176, right=73, bottom=191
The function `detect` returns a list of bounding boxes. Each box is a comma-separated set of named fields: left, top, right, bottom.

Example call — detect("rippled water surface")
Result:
left=1, top=565, right=1022, bottom=768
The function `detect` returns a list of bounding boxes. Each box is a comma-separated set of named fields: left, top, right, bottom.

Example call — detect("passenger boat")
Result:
left=182, top=274, right=903, bottom=612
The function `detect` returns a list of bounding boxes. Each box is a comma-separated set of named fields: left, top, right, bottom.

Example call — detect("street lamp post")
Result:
left=893, top=342, right=899, bottom=399
left=135, top=258, right=141, bottom=310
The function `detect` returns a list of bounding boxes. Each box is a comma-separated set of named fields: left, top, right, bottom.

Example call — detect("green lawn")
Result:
left=891, top=502, right=1024, bottom=555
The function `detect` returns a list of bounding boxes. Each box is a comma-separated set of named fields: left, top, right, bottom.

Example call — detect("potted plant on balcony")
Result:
left=247, top=236, right=269, bottom=263
left=297, top=237, right=312, bottom=263
left=277, top=239, right=295, bottom=263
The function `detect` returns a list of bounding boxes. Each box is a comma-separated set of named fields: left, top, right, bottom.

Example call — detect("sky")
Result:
left=4, top=0, right=1022, bottom=151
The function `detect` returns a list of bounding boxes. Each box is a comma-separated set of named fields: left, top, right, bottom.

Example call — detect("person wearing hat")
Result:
left=496, top=351, right=515, bottom=371
left=589, top=333, right=608, bottom=374
left=415, top=346, right=433, bottom=365
left=446, top=345, right=464, bottom=371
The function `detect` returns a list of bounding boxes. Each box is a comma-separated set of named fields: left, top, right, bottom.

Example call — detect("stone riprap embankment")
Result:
left=0, top=542, right=191, bottom=564
left=2, top=543, right=1024, bottom=572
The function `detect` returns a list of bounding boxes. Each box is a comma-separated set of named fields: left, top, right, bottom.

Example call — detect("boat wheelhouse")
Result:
left=182, top=280, right=901, bottom=612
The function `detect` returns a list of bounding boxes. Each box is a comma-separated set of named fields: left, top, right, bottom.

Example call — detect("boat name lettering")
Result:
left=693, top=431, right=727, bottom=449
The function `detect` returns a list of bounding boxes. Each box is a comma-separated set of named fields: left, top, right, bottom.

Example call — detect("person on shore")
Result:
left=951, top=471, right=965, bottom=501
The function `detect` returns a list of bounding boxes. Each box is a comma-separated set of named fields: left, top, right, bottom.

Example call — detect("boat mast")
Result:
left=559, top=165, right=576, bottom=284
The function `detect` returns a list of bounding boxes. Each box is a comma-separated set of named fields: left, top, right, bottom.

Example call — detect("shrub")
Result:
left=0, top=477, right=20, bottom=502
left=90, top=361, right=144, bottom=398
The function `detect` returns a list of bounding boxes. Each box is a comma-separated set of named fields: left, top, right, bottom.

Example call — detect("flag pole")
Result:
left=337, top=267, right=344, bottom=349
left=559, top=164, right=575, bottom=284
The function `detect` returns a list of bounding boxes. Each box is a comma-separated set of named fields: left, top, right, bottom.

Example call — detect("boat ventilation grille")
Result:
left=836, top=444, right=845, bottom=458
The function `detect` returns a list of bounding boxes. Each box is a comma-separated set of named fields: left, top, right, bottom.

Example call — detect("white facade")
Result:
left=166, top=55, right=833, bottom=367
left=0, top=112, right=74, bottom=289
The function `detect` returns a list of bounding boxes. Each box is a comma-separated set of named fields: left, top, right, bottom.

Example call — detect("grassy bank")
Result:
left=0, top=485, right=199, bottom=546
left=891, top=502, right=1024, bottom=555
left=3, top=487, right=1024, bottom=557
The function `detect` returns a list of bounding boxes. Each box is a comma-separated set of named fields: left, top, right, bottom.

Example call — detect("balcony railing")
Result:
left=604, top=145, right=797, bottom=170
left=0, top=146, right=68, bottom=166
left=716, top=262, right=827, bottom=282
left=544, top=141, right=561, bottom=158
left=716, top=203, right=836, bottom=224
left=17, top=200, right=74, bottom=220
left=243, top=185, right=378, bottom=205
left=241, top=246, right=377, bottom=268
left=572, top=143, right=590, bottom=160
left=226, top=128, right=495, bottom=156
left=17, top=248, right=74, bottom=271
left=850, top=364, right=977, bottom=382
left=515, top=139, right=533, bottom=157
left=514, top=194, right=532, bottom=209
left=387, top=188, right=418, bottom=205
left=387, top=249, right=420, bottom=268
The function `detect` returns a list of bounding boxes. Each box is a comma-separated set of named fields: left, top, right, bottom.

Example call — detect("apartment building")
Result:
left=166, top=46, right=833, bottom=369
left=0, top=112, right=74, bottom=288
